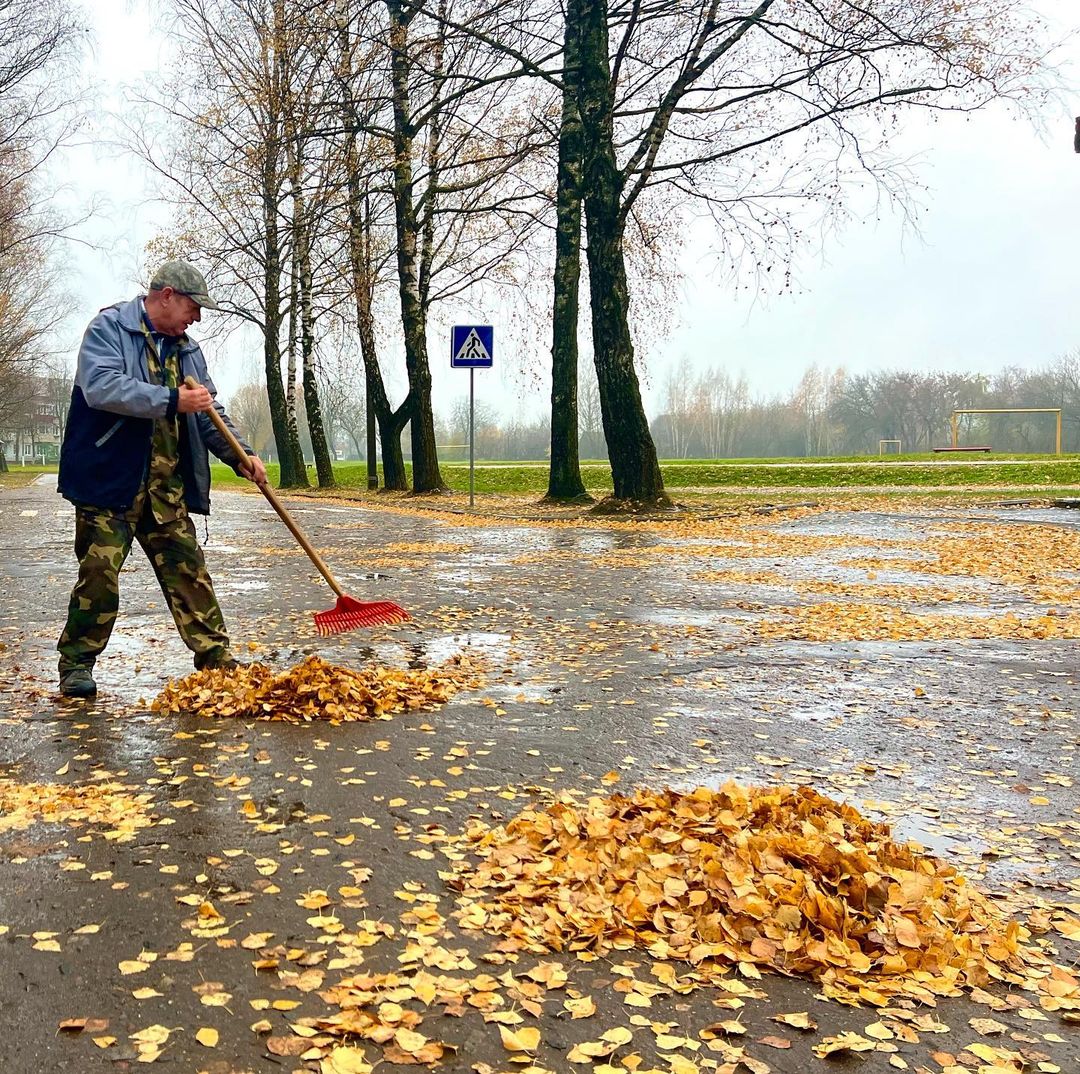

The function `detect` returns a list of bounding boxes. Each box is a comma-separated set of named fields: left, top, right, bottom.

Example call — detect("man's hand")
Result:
left=238, top=454, right=268, bottom=486
left=177, top=383, right=213, bottom=413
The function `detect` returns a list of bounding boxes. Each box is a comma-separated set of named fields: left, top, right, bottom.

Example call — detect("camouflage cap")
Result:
left=148, top=260, right=221, bottom=310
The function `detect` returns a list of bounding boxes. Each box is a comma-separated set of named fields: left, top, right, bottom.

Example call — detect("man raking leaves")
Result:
left=55, top=260, right=408, bottom=699
left=55, top=262, right=266, bottom=697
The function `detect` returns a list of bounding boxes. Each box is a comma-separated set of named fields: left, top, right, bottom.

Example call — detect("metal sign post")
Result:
left=469, top=368, right=475, bottom=506
left=451, top=325, right=494, bottom=508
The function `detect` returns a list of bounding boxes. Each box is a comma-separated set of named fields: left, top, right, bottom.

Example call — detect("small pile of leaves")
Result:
left=0, top=778, right=154, bottom=841
left=287, top=972, right=456, bottom=1067
left=453, top=784, right=1077, bottom=1007
left=152, top=654, right=479, bottom=723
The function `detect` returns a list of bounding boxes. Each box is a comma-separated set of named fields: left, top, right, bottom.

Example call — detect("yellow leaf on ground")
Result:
left=130, top=1025, right=170, bottom=1045
left=500, top=1025, right=541, bottom=1052
left=393, top=1028, right=428, bottom=1054
left=772, top=1012, right=816, bottom=1031
left=814, top=1033, right=876, bottom=1058
left=322, top=1045, right=372, bottom=1074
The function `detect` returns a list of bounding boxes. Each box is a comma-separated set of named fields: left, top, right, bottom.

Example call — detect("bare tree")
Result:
left=323, top=0, right=551, bottom=493
left=0, top=0, right=86, bottom=472
left=134, top=0, right=317, bottom=487
left=225, top=379, right=275, bottom=456
left=560, top=0, right=1053, bottom=504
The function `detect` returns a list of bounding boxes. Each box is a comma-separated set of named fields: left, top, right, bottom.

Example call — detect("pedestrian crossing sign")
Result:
left=451, top=325, right=494, bottom=368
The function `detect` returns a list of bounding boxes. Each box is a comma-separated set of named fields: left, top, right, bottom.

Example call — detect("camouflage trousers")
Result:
left=57, top=500, right=232, bottom=674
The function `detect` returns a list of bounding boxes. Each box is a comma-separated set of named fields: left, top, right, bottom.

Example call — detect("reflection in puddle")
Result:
left=889, top=811, right=990, bottom=860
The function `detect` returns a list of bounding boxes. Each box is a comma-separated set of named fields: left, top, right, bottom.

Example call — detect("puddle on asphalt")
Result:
left=779, top=513, right=941, bottom=538
left=437, top=569, right=494, bottom=584
left=787, top=704, right=846, bottom=723
left=344, top=631, right=514, bottom=672
left=887, top=811, right=992, bottom=861
left=905, top=601, right=1028, bottom=616
left=416, top=631, right=508, bottom=665
left=641, top=609, right=729, bottom=628
left=982, top=507, right=1080, bottom=527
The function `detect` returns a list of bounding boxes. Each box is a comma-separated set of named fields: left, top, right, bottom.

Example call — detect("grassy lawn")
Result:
left=0, top=471, right=43, bottom=489
left=0, top=464, right=56, bottom=489
left=210, top=455, right=1080, bottom=495
left=7, top=457, right=1077, bottom=499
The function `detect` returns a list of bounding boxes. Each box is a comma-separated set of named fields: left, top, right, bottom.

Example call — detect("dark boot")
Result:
left=194, top=650, right=241, bottom=672
left=59, top=667, right=97, bottom=698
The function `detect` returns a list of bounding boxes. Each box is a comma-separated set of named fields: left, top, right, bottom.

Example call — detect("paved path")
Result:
left=0, top=482, right=1076, bottom=1072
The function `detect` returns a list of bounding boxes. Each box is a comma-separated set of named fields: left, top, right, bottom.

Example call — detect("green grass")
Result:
left=657, top=452, right=1080, bottom=465
left=209, top=455, right=1080, bottom=496
left=0, top=463, right=56, bottom=489
left=0, top=471, right=43, bottom=488
left=653, top=461, right=1080, bottom=488
left=5, top=457, right=1076, bottom=496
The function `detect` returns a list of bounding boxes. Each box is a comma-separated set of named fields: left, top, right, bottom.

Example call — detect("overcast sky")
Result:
left=58, top=0, right=1080, bottom=420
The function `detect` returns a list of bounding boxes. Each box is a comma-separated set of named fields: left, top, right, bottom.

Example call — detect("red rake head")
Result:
left=314, top=595, right=410, bottom=635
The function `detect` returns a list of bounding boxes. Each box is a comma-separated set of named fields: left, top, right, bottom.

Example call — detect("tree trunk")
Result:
left=288, top=134, right=335, bottom=488
left=571, top=0, right=667, bottom=507
left=545, top=13, right=590, bottom=504
left=385, top=0, right=447, bottom=494
left=358, top=265, right=411, bottom=491
left=263, top=179, right=307, bottom=488
left=267, top=0, right=307, bottom=489
left=285, top=243, right=305, bottom=478
left=337, top=15, right=409, bottom=491
left=416, top=0, right=446, bottom=312
left=300, top=250, right=335, bottom=487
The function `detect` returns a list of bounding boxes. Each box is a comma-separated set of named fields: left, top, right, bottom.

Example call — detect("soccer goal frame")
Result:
left=950, top=408, right=1062, bottom=454
left=878, top=439, right=901, bottom=455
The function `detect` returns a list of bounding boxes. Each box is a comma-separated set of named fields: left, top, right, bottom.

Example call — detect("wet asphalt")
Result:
left=0, top=477, right=1077, bottom=1072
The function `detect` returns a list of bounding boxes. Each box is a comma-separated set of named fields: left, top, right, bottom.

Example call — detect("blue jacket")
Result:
left=58, top=297, right=252, bottom=515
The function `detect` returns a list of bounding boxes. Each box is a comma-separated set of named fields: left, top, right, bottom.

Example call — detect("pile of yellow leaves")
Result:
left=454, top=784, right=1078, bottom=1008
left=152, top=654, right=479, bottom=723
left=0, top=778, right=153, bottom=841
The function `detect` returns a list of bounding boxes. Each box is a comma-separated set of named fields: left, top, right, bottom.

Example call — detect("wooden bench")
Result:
left=932, top=446, right=992, bottom=454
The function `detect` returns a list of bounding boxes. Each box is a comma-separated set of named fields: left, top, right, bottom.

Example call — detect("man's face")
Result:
left=154, top=289, right=202, bottom=336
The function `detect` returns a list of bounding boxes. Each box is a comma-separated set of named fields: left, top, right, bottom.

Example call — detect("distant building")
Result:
left=0, top=377, right=64, bottom=464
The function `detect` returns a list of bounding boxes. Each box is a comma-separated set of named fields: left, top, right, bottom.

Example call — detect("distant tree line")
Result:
left=652, top=356, right=1080, bottom=458
left=223, top=351, right=1080, bottom=464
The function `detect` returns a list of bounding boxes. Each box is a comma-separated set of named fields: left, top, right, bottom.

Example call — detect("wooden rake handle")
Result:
left=184, top=375, right=344, bottom=598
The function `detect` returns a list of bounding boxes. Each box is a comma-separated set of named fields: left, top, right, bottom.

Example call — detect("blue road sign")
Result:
left=451, top=325, right=494, bottom=368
